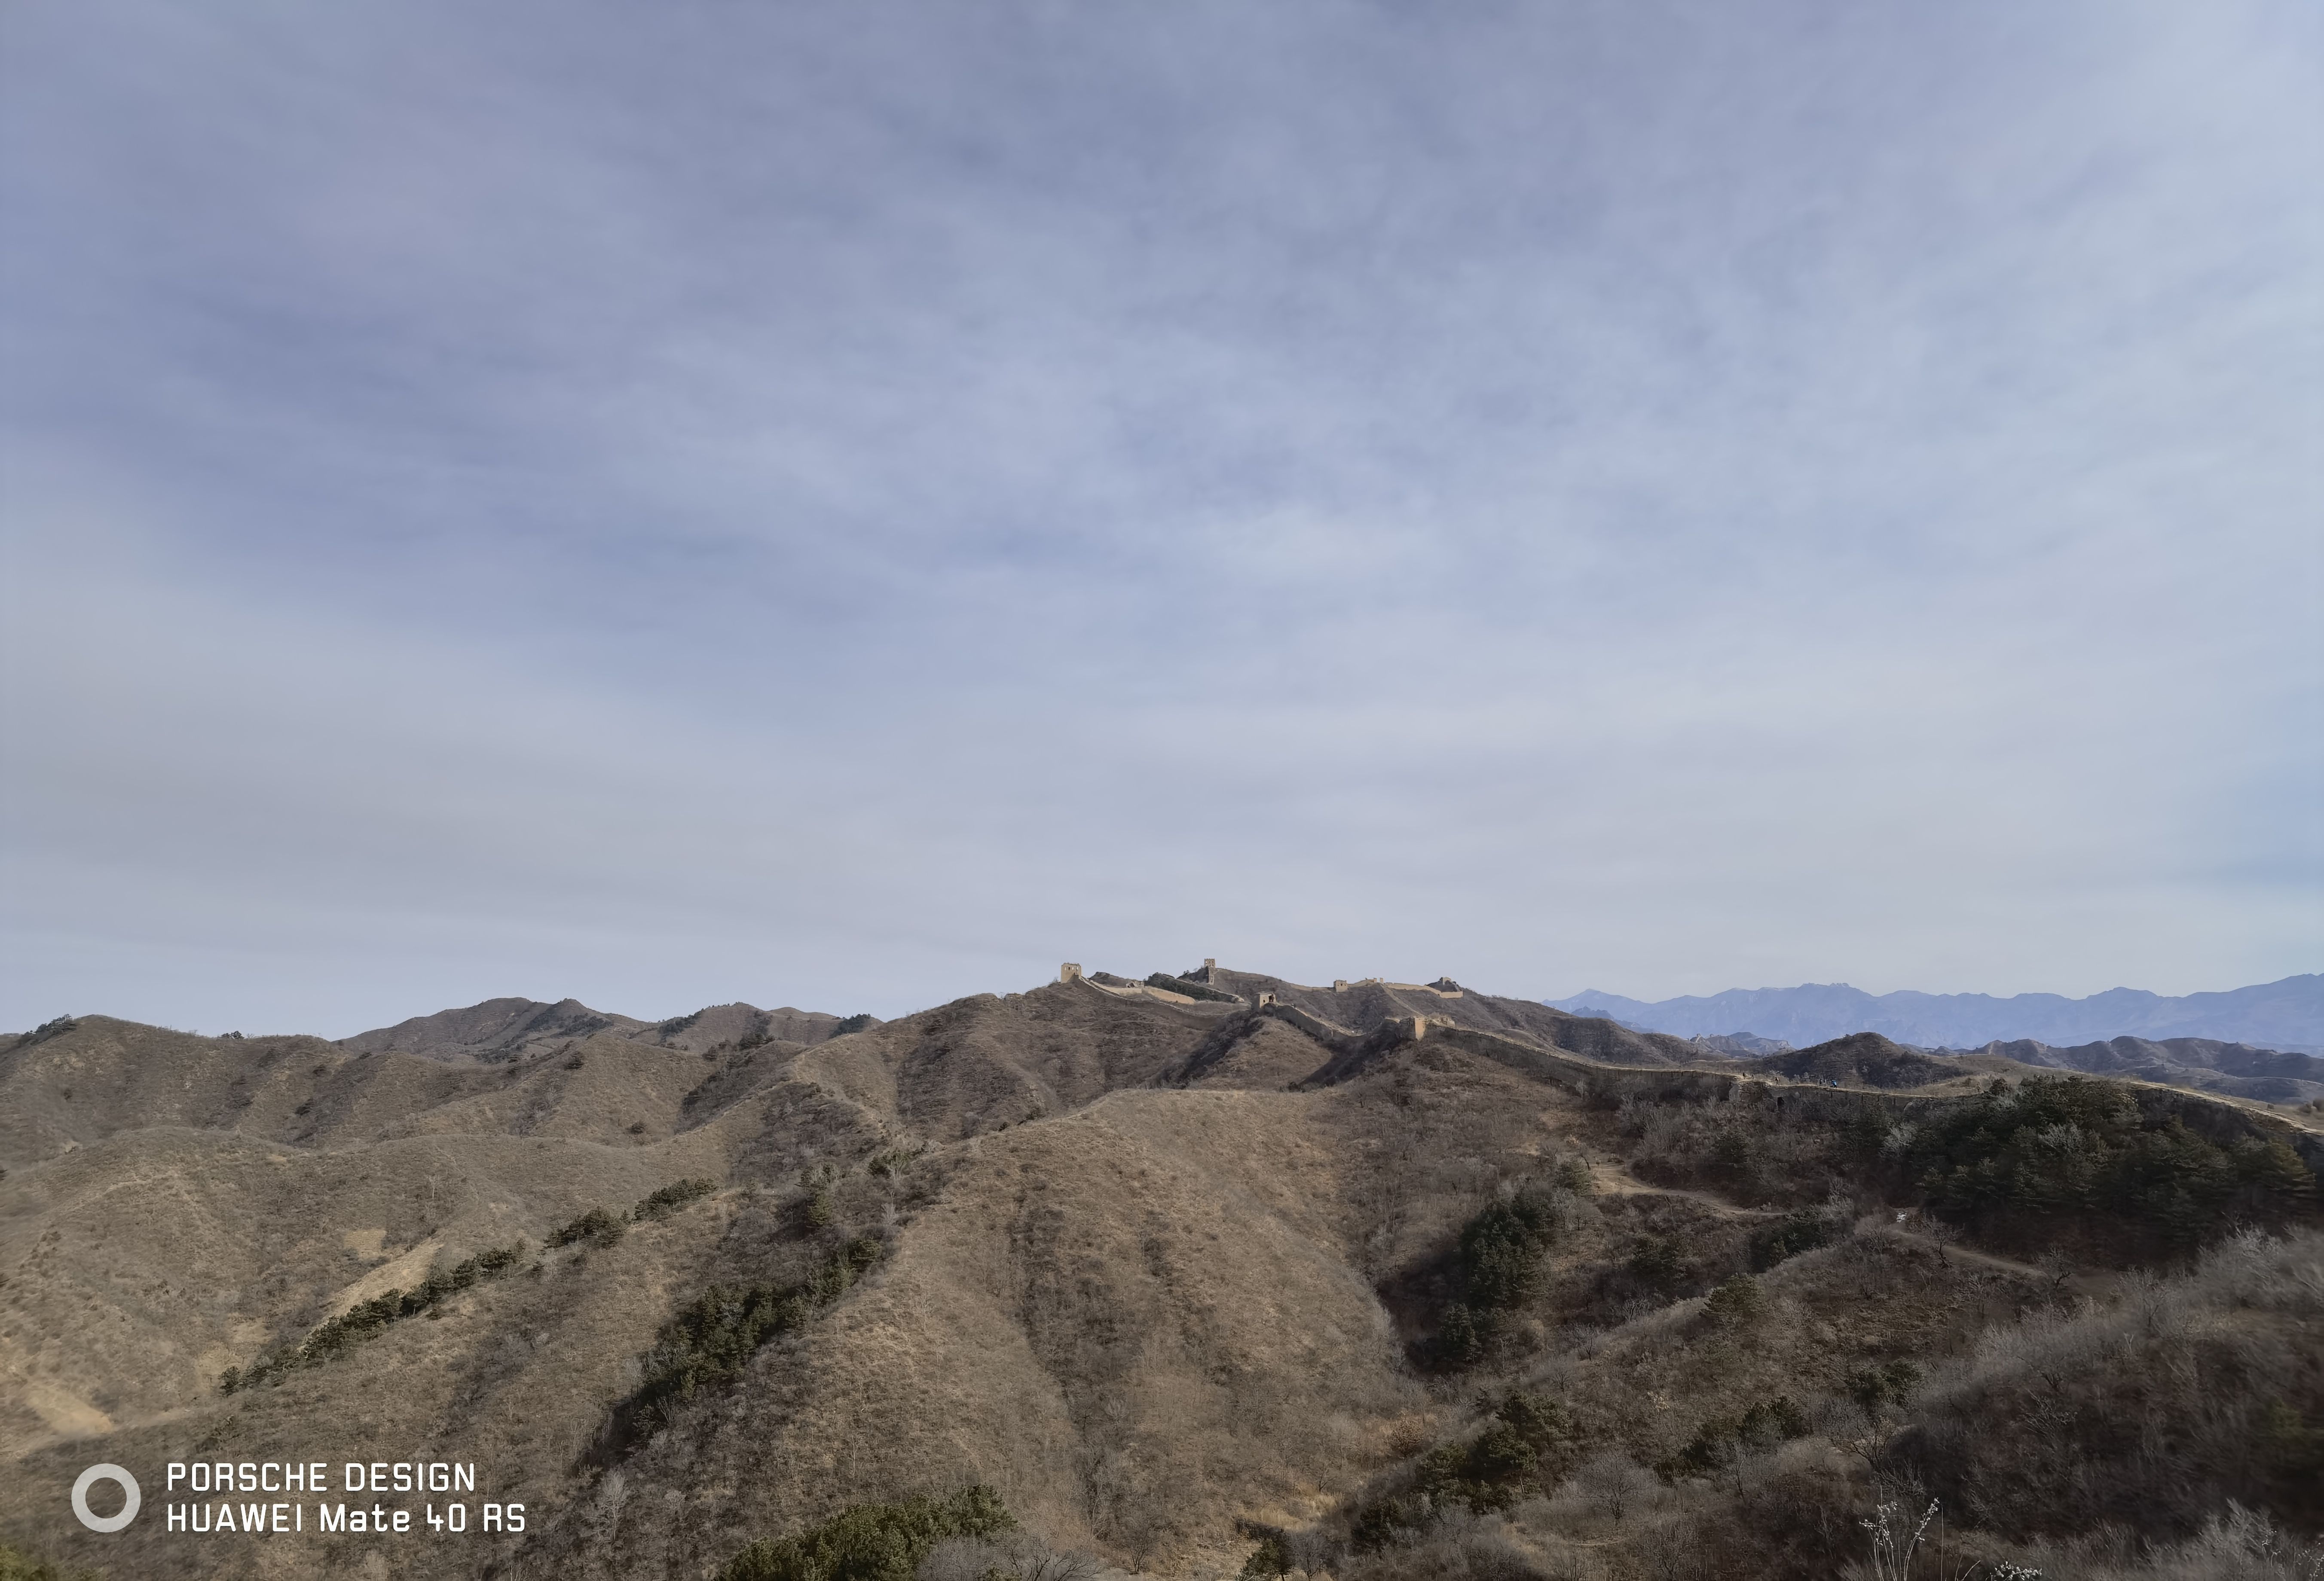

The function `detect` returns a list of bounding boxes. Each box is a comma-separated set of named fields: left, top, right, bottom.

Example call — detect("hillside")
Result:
left=1551, top=972, right=2324, bottom=1052
left=1746, top=1032, right=1960, bottom=1089
left=3, top=966, right=2320, bottom=1581
left=1958, top=1035, right=2324, bottom=1105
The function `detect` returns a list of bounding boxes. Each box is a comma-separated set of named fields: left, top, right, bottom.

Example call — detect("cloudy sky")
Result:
left=3, top=0, right=2317, bottom=1034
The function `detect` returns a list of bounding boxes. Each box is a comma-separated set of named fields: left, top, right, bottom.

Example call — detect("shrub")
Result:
left=1847, top=1359, right=1923, bottom=1416
left=1461, top=1194, right=1557, bottom=1309
left=549, top=1207, right=627, bottom=1249
left=1906, top=1077, right=2312, bottom=1250
left=804, top=1187, right=837, bottom=1231
left=1900, top=1229, right=2324, bottom=1541
left=224, top=1242, right=527, bottom=1390
left=718, top=1487, right=1012, bottom=1581
left=1340, top=1516, right=1549, bottom=1581
left=1496, top=1391, right=1571, bottom=1450
left=12, top=1016, right=78, bottom=1051
left=1350, top=1497, right=1410, bottom=1553
left=1239, top=1533, right=1293, bottom=1576
left=1702, top=1273, right=1765, bottom=1328
left=1658, top=1395, right=1809, bottom=1479
left=1749, top=1206, right=1843, bottom=1270
left=1433, top=1303, right=1489, bottom=1369
left=1709, top=1130, right=1755, bottom=1175
left=1428, top=1191, right=1563, bottom=1367
left=609, top=1236, right=885, bottom=1452
left=1628, top=1234, right=1685, bottom=1290
left=832, top=1013, right=876, bottom=1036
left=1407, top=1392, right=1577, bottom=1514
left=633, top=1178, right=717, bottom=1221
left=2258, top=1400, right=2324, bottom=1485
left=0, top=1541, right=100, bottom=1581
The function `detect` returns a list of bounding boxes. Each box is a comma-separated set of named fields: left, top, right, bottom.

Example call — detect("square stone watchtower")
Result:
left=1059, top=963, right=1082, bottom=983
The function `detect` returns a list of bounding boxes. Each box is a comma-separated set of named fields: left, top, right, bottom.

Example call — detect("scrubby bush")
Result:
left=832, top=1013, right=877, bottom=1036
left=606, top=1236, right=885, bottom=1453
left=1355, top=1393, right=1575, bottom=1533
left=1238, top=1532, right=1293, bottom=1576
left=1700, top=1273, right=1765, bottom=1328
left=720, top=1487, right=1013, bottom=1581
left=2043, top=1501, right=2324, bottom=1581
left=301, top=1242, right=526, bottom=1360
left=1432, top=1192, right=1560, bottom=1367
left=867, top=1145, right=927, bottom=1178
left=1628, top=1234, right=1686, bottom=1291
left=1906, top=1077, right=2312, bottom=1251
left=1464, top=1197, right=1555, bottom=1309
left=1709, top=1129, right=1755, bottom=1177
left=633, top=1178, right=717, bottom=1221
left=1899, top=1229, right=2324, bottom=1541
left=12, top=1016, right=78, bottom=1051
left=1657, top=1395, right=1809, bottom=1480
left=0, top=1540, right=100, bottom=1581
left=1846, top=1359, right=1923, bottom=1416
left=224, top=1242, right=527, bottom=1391
left=804, top=1186, right=837, bottom=1231
left=549, top=1206, right=627, bottom=1249
left=1340, top=1510, right=1548, bottom=1581
left=1748, top=1204, right=1847, bottom=1271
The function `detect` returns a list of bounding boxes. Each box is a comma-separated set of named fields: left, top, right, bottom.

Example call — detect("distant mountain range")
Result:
left=1548, top=974, right=2323, bottom=1053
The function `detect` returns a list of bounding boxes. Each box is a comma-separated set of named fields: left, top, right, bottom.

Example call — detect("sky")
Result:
left=3, top=0, right=2318, bottom=1035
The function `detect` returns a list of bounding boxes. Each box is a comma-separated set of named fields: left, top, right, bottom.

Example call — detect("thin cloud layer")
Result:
left=3, top=0, right=2316, bottom=1032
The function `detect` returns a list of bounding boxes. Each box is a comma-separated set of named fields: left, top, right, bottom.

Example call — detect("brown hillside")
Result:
left=337, top=996, right=647, bottom=1062
left=1753, top=1031, right=1960, bottom=1088
left=4, top=965, right=2319, bottom=1581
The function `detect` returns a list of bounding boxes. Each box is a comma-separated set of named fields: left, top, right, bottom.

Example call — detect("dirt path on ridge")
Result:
left=1583, top=1154, right=2114, bottom=1297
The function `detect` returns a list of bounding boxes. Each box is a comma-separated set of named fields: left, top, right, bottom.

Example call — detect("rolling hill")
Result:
left=3, top=964, right=2318, bottom=1581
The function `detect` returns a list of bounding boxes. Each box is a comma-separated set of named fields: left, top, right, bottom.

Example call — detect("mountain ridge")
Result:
left=1551, top=972, right=2322, bottom=1051
left=6, top=965, right=2320, bottom=1581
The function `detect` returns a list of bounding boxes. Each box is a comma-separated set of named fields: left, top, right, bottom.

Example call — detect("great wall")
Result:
left=1052, top=959, right=2324, bottom=1172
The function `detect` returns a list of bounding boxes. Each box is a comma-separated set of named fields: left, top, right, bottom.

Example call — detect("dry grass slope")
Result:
left=3, top=969, right=2318, bottom=1581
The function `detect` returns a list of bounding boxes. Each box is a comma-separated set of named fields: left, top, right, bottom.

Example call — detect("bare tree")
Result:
left=920, top=1534, right=1100, bottom=1581
left=1634, top=1517, right=1699, bottom=1581
left=1574, top=1451, right=1653, bottom=1526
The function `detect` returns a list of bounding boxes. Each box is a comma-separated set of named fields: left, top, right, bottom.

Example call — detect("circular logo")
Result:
left=72, top=1464, right=140, bottom=1533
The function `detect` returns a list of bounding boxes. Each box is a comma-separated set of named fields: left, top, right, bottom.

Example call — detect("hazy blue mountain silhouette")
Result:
left=1547, top=974, right=2321, bottom=1053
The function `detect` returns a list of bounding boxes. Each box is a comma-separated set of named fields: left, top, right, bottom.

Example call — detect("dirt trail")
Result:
left=1586, top=1159, right=1774, bottom=1219
left=1585, top=1155, right=2113, bottom=1297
